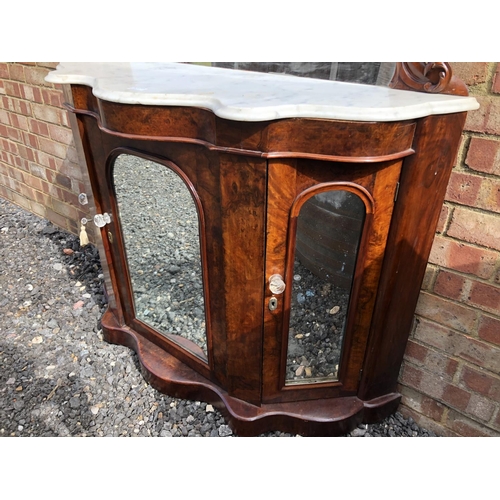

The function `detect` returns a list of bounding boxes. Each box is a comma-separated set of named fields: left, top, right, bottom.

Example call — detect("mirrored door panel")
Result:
left=285, top=189, right=366, bottom=385
left=113, top=153, right=208, bottom=361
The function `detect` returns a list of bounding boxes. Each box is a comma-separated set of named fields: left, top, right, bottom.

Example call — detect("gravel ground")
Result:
left=0, top=196, right=438, bottom=437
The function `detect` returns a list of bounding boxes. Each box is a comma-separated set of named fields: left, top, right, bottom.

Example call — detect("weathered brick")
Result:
left=29, top=200, right=47, bottom=218
left=465, top=393, right=496, bottom=421
left=38, top=137, right=69, bottom=160
left=399, top=362, right=423, bottom=388
left=399, top=385, right=446, bottom=422
left=494, top=409, right=500, bottom=430
left=20, top=85, right=43, bottom=104
left=445, top=171, right=482, bottom=206
left=4, top=81, right=22, bottom=99
left=487, top=98, right=500, bottom=136
left=24, top=66, right=51, bottom=87
left=23, top=173, right=47, bottom=192
left=37, top=151, right=61, bottom=171
left=414, top=318, right=500, bottom=372
left=433, top=270, right=468, bottom=301
left=493, top=63, right=500, bottom=94
left=29, top=163, right=47, bottom=180
left=0, top=184, right=13, bottom=201
left=429, top=235, right=498, bottom=279
left=448, top=206, right=500, bottom=251
left=451, top=62, right=489, bottom=87
left=461, top=365, right=500, bottom=401
left=2, top=96, right=31, bottom=116
left=17, top=144, right=36, bottom=162
left=421, top=264, right=438, bottom=291
left=29, top=119, right=50, bottom=137
left=479, top=179, right=500, bottom=216
left=426, top=350, right=459, bottom=379
left=466, top=96, right=500, bottom=135
left=8, top=64, right=25, bottom=82
left=60, top=188, right=79, bottom=207
left=466, top=137, right=500, bottom=175
left=437, top=204, right=451, bottom=233
left=404, top=340, right=428, bottom=365
left=446, top=408, right=498, bottom=436
left=442, top=384, right=471, bottom=411
left=32, top=103, right=60, bottom=124
left=5, top=125, right=22, bottom=143
left=478, top=314, right=500, bottom=346
left=33, top=189, right=51, bottom=206
left=7, top=165, right=24, bottom=183
left=42, top=88, right=64, bottom=108
left=10, top=113, right=29, bottom=132
left=0, top=63, right=9, bottom=79
left=45, top=208, right=70, bottom=231
left=59, top=157, right=84, bottom=181
left=19, top=183, right=38, bottom=202
left=464, top=96, right=490, bottom=133
left=11, top=190, right=31, bottom=210
left=415, top=291, right=478, bottom=334
left=0, top=109, right=10, bottom=126
left=48, top=123, right=74, bottom=145
left=468, top=281, right=500, bottom=313
left=52, top=198, right=78, bottom=220
left=47, top=182, right=63, bottom=201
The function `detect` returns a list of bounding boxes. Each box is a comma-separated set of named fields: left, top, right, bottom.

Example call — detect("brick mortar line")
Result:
left=432, top=228, right=500, bottom=258
left=450, top=165, right=500, bottom=183
left=1, top=115, right=72, bottom=143
left=405, top=338, right=499, bottom=384
left=441, top=199, right=500, bottom=223
left=413, top=312, right=500, bottom=350
left=0, top=169, right=83, bottom=209
left=420, top=286, right=498, bottom=325
left=399, top=360, right=498, bottom=429
left=464, top=130, right=500, bottom=142
left=405, top=337, right=500, bottom=382
left=431, top=258, right=500, bottom=286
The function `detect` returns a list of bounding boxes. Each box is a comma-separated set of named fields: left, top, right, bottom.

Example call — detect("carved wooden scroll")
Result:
left=390, top=62, right=469, bottom=96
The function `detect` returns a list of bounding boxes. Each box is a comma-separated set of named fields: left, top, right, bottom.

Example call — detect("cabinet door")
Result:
left=262, top=158, right=402, bottom=403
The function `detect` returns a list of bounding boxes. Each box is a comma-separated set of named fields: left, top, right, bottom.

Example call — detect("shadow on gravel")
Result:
left=0, top=339, right=95, bottom=437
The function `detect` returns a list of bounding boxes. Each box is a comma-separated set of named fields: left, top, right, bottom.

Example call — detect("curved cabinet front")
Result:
left=67, top=83, right=466, bottom=435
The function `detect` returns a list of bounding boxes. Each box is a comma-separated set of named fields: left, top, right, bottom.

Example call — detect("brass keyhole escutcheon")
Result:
left=269, top=297, right=278, bottom=311
left=108, top=231, right=113, bottom=244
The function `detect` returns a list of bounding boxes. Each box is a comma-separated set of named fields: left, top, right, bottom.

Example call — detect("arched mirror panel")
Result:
left=285, top=188, right=367, bottom=386
left=112, top=153, right=208, bottom=361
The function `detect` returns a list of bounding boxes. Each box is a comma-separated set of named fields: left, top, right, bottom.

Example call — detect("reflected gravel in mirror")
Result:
left=113, top=154, right=207, bottom=359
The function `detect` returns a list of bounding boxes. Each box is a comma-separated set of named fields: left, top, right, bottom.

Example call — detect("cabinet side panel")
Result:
left=359, top=112, right=467, bottom=400
left=219, top=154, right=267, bottom=404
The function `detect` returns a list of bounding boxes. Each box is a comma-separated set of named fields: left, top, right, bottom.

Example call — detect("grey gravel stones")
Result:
left=0, top=197, right=437, bottom=437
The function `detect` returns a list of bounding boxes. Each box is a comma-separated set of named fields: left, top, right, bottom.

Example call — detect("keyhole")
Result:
left=269, top=297, right=278, bottom=311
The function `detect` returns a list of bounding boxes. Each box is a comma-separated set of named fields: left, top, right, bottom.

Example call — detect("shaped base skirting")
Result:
left=101, top=309, right=401, bottom=437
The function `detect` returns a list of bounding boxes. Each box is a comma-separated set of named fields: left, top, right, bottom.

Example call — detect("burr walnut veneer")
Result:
left=47, top=63, right=478, bottom=436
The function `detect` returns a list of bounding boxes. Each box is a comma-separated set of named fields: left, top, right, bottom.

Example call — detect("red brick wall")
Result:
left=0, top=62, right=94, bottom=237
left=1, top=62, right=499, bottom=436
left=399, top=62, right=500, bottom=436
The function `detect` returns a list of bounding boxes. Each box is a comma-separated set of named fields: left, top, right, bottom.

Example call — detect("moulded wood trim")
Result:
left=64, top=103, right=416, bottom=164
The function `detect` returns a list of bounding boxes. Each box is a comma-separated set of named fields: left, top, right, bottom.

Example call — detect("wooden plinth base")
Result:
left=101, top=310, right=401, bottom=437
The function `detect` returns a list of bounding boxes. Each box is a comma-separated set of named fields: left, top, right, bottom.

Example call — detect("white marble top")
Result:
left=46, top=62, right=479, bottom=122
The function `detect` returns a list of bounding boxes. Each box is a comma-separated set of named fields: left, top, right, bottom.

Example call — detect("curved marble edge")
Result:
left=46, top=62, right=480, bottom=123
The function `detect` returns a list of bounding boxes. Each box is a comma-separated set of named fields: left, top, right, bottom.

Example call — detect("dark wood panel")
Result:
left=359, top=112, right=468, bottom=401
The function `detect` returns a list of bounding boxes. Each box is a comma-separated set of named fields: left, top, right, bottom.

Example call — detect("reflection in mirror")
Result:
left=209, top=62, right=396, bottom=86
left=285, top=189, right=365, bottom=385
left=113, top=154, right=207, bottom=361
